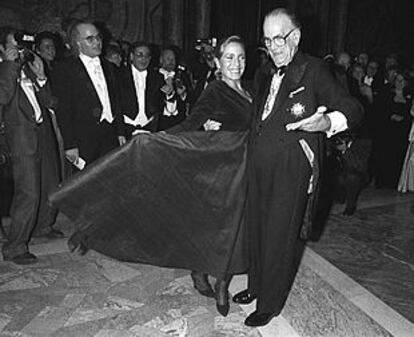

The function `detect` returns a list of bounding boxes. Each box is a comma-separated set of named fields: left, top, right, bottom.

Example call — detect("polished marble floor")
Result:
left=0, top=187, right=413, bottom=337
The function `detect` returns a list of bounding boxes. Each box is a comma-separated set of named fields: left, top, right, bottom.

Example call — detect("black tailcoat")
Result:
left=247, top=52, right=363, bottom=314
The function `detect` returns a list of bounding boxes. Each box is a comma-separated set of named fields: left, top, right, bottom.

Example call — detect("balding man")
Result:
left=232, top=8, right=363, bottom=327
left=52, top=21, right=125, bottom=167
left=157, top=47, right=192, bottom=130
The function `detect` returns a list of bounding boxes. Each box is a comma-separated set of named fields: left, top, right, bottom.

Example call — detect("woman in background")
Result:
left=397, top=100, right=414, bottom=192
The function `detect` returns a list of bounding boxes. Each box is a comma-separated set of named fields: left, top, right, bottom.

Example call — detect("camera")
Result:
left=174, top=64, right=186, bottom=89
left=195, top=38, right=217, bottom=51
left=195, top=38, right=217, bottom=65
left=14, top=32, right=36, bottom=64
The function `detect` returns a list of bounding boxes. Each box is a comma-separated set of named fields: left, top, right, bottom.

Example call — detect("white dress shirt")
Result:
left=79, top=53, right=114, bottom=123
left=19, top=71, right=44, bottom=123
left=262, top=73, right=348, bottom=137
left=124, top=67, right=150, bottom=127
left=159, top=68, right=178, bottom=116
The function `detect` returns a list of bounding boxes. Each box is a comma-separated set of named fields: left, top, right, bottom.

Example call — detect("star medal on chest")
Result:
left=290, top=102, right=306, bottom=118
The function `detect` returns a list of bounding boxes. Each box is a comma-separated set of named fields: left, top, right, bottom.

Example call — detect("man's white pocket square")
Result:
left=289, top=86, right=305, bottom=98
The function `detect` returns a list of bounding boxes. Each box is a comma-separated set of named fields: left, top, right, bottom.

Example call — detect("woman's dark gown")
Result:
left=51, top=80, right=253, bottom=279
left=376, top=89, right=412, bottom=188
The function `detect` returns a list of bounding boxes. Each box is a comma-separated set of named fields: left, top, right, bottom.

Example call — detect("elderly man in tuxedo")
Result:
left=0, top=36, right=62, bottom=265
left=232, top=8, right=363, bottom=327
left=119, top=41, right=164, bottom=137
left=52, top=21, right=125, bottom=168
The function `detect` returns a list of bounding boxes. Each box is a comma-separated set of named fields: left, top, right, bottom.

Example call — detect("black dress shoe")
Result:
left=4, top=252, right=38, bottom=265
left=190, top=271, right=215, bottom=298
left=244, top=311, right=275, bottom=327
left=214, top=279, right=229, bottom=317
left=232, top=289, right=257, bottom=304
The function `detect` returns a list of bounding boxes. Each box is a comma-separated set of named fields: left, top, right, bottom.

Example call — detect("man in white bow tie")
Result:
left=119, top=41, right=165, bottom=137
left=52, top=21, right=126, bottom=168
left=157, top=47, right=192, bottom=130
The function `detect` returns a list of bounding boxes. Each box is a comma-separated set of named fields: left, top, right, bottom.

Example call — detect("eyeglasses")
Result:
left=81, top=34, right=102, bottom=44
left=133, top=52, right=151, bottom=59
left=262, top=28, right=296, bottom=47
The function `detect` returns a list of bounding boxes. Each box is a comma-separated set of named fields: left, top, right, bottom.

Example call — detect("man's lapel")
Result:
left=75, top=57, right=101, bottom=104
left=272, top=52, right=308, bottom=116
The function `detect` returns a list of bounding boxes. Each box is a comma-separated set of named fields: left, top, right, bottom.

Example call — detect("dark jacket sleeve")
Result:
left=50, top=61, right=77, bottom=149
left=167, top=81, right=218, bottom=133
left=0, top=61, right=20, bottom=106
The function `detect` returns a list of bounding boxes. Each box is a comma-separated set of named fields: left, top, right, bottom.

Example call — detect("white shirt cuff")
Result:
left=36, top=78, right=47, bottom=87
left=326, top=111, right=348, bottom=138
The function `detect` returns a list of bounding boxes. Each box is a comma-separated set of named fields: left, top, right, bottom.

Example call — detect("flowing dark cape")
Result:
left=51, top=131, right=249, bottom=278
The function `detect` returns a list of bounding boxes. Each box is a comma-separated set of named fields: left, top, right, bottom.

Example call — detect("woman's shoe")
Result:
left=190, top=271, right=215, bottom=298
left=214, top=279, right=230, bottom=317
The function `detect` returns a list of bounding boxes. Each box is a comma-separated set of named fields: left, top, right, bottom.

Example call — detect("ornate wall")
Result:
left=1, top=0, right=413, bottom=60
left=0, top=0, right=163, bottom=44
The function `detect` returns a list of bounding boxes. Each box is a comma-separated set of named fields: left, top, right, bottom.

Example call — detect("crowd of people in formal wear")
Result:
left=322, top=50, right=414, bottom=214
left=0, top=7, right=410, bottom=327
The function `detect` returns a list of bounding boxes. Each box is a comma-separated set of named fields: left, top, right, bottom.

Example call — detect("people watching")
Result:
left=157, top=47, right=192, bottom=130
left=0, top=30, right=63, bottom=265
left=35, top=31, right=57, bottom=76
left=119, top=41, right=165, bottom=137
left=104, top=43, right=123, bottom=68
left=51, top=21, right=126, bottom=167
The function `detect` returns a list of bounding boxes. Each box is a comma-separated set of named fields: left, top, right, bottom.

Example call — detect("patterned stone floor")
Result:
left=310, top=188, right=414, bottom=322
left=0, top=187, right=413, bottom=336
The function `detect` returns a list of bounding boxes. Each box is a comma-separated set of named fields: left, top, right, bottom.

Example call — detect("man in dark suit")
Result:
left=119, top=41, right=164, bottom=137
left=157, top=47, right=192, bottom=130
left=52, top=21, right=125, bottom=167
left=232, top=8, right=363, bottom=327
left=0, top=38, right=62, bottom=265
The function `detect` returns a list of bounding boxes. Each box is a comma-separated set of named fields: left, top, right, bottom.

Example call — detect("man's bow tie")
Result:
left=159, top=68, right=175, bottom=78
left=89, top=57, right=101, bottom=66
left=275, top=65, right=287, bottom=76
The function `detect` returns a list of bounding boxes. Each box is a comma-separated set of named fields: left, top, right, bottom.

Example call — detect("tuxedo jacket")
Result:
left=51, top=56, right=125, bottom=150
left=0, top=62, right=55, bottom=156
left=251, top=51, right=364, bottom=238
left=157, top=67, right=194, bottom=130
left=119, top=66, right=164, bottom=132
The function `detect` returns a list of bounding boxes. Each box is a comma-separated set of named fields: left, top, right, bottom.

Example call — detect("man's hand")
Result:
left=203, top=119, right=222, bottom=131
left=118, top=136, right=126, bottom=145
left=65, top=148, right=79, bottom=163
left=286, top=106, right=331, bottom=133
left=28, top=54, right=46, bottom=80
left=176, top=84, right=187, bottom=99
left=390, top=114, right=404, bottom=122
left=3, top=46, right=19, bottom=61
left=160, top=77, right=174, bottom=96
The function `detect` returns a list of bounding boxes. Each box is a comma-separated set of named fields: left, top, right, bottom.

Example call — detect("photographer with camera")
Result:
left=0, top=29, right=63, bottom=265
left=158, top=47, right=193, bottom=130
left=192, top=38, right=218, bottom=102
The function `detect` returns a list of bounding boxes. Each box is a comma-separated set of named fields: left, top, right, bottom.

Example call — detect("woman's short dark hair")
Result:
left=215, top=35, right=245, bottom=59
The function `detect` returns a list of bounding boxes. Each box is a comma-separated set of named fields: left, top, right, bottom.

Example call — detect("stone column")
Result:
left=163, top=0, right=184, bottom=47
left=194, top=0, right=211, bottom=39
